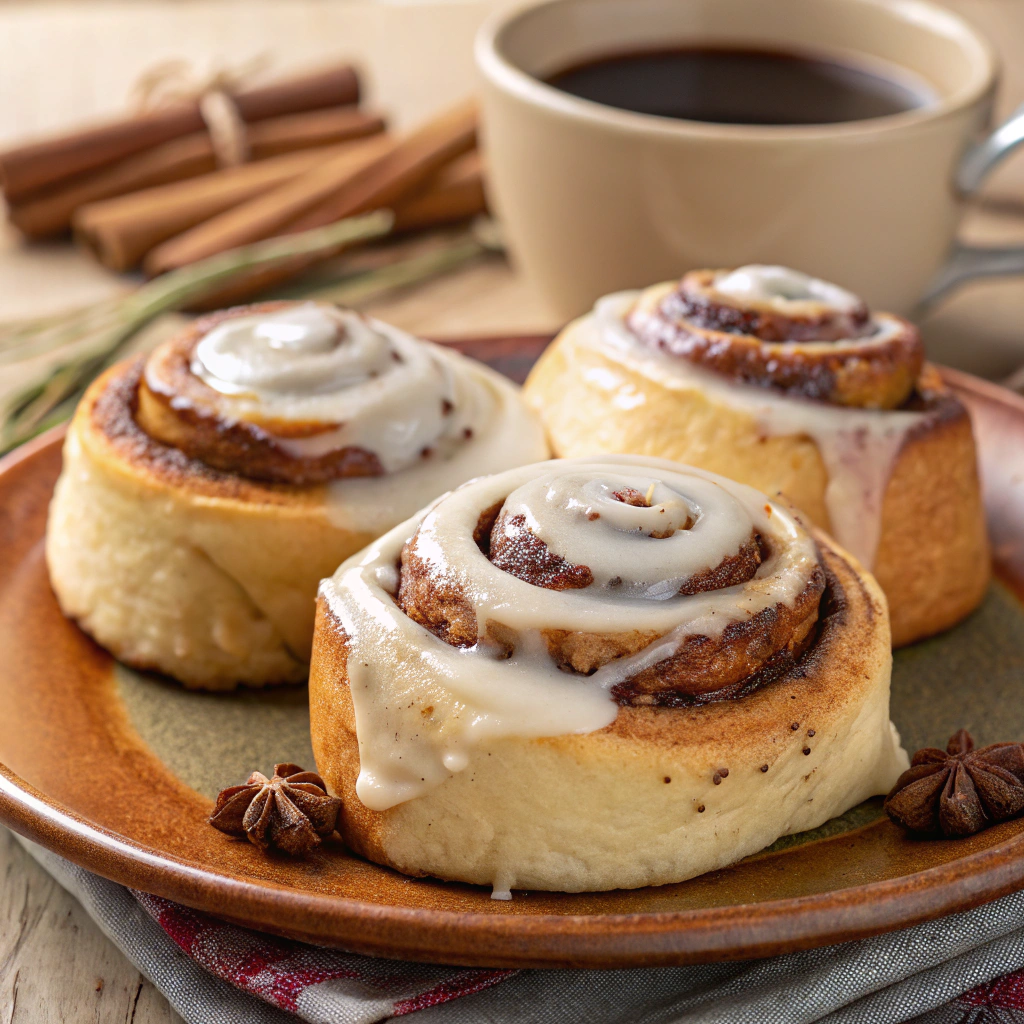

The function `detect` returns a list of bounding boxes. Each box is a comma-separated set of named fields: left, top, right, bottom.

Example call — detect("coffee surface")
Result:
left=547, top=47, right=934, bottom=125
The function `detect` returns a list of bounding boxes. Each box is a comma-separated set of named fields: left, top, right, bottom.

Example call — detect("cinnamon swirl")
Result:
left=523, top=266, right=990, bottom=647
left=46, top=301, right=547, bottom=689
left=309, top=456, right=907, bottom=893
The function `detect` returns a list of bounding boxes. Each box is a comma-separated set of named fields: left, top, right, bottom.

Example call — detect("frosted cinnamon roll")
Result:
left=46, top=301, right=547, bottom=690
left=310, top=456, right=908, bottom=893
left=524, top=267, right=990, bottom=648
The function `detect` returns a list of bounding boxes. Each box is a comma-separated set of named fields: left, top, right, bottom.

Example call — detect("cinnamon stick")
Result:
left=74, top=138, right=389, bottom=271
left=143, top=137, right=394, bottom=276
left=182, top=170, right=486, bottom=314
left=146, top=100, right=478, bottom=278
left=0, top=64, right=360, bottom=202
left=393, top=150, right=485, bottom=233
left=10, top=108, right=386, bottom=240
left=242, top=106, right=383, bottom=159
left=176, top=103, right=480, bottom=310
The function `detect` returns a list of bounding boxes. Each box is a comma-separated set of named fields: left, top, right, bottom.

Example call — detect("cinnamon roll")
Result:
left=309, top=456, right=907, bottom=893
left=523, top=266, right=990, bottom=647
left=46, top=301, right=547, bottom=690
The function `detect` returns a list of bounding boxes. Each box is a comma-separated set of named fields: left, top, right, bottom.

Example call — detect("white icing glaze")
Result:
left=322, top=343, right=548, bottom=534
left=193, top=303, right=388, bottom=394
left=320, top=456, right=820, bottom=813
left=182, top=302, right=471, bottom=474
left=591, top=293, right=926, bottom=568
left=167, top=301, right=548, bottom=532
left=494, top=472, right=753, bottom=599
left=713, top=265, right=860, bottom=314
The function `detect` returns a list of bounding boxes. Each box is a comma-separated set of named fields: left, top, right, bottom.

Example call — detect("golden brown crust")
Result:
left=602, top=548, right=876, bottom=749
left=308, top=531, right=896, bottom=890
left=85, top=358, right=329, bottom=508
left=51, top=360, right=382, bottom=688
left=610, top=564, right=824, bottom=704
left=137, top=302, right=385, bottom=485
left=55, top=331, right=548, bottom=690
left=628, top=271, right=924, bottom=409
left=874, top=388, right=990, bottom=646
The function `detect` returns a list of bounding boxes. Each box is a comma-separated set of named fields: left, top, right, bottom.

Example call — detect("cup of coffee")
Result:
left=476, top=0, right=1024, bottom=318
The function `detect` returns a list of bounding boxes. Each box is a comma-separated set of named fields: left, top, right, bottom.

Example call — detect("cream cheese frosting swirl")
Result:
left=137, top=301, right=487, bottom=484
left=711, top=265, right=865, bottom=326
left=192, top=302, right=398, bottom=397
left=320, top=456, right=827, bottom=812
left=628, top=265, right=924, bottom=408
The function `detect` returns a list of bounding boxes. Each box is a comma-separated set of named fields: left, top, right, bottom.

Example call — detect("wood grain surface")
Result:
left=2, top=0, right=1024, bottom=1020
left=0, top=829, right=184, bottom=1024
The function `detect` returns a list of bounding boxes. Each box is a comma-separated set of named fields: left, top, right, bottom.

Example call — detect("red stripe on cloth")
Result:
left=392, top=969, right=518, bottom=1016
left=133, top=890, right=518, bottom=1016
left=958, top=968, right=1024, bottom=1009
left=137, top=894, right=364, bottom=1011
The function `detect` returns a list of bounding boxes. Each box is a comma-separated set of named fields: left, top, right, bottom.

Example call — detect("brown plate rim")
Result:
left=1, top=361, right=1024, bottom=968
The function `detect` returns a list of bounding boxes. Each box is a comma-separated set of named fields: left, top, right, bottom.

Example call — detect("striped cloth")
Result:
left=14, top=834, right=1024, bottom=1024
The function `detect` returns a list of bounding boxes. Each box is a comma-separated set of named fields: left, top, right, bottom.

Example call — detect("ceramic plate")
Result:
left=2, top=337, right=1024, bottom=969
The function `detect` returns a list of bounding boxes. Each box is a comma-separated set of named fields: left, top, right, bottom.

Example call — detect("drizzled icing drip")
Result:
left=592, top=292, right=926, bottom=567
left=320, top=457, right=821, bottom=813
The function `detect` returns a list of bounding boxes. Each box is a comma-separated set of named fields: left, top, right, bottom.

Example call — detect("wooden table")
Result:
left=1, top=0, right=1023, bottom=1020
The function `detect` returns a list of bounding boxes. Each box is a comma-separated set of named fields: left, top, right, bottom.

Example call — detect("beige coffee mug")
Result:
left=476, top=0, right=1024, bottom=318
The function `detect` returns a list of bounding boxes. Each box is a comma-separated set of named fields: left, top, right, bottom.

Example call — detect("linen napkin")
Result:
left=13, top=833, right=1024, bottom=1024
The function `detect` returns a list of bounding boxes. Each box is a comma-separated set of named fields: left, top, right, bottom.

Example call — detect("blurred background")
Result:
left=0, top=0, right=1021, bottom=381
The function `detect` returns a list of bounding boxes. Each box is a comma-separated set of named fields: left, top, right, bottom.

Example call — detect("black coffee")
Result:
left=547, top=47, right=933, bottom=126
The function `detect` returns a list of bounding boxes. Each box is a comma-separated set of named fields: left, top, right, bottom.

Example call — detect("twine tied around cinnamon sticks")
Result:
left=132, top=55, right=274, bottom=168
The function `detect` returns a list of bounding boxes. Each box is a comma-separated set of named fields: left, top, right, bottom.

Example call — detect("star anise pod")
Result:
left=209, top=763, right=342, bottom=856
left=884, top=730, right=1024, bottom=838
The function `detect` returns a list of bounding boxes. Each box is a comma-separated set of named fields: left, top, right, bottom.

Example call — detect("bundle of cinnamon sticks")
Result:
left=0, top=62, right=488, bottom=303
left=1, top=65, right=371, bottom=237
